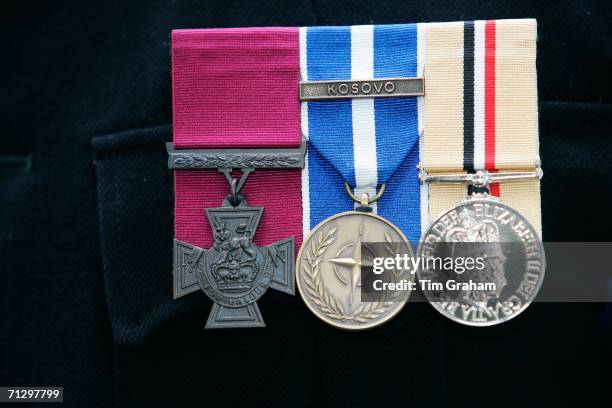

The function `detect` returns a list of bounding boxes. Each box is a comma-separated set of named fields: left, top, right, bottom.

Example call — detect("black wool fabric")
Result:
left=2, top=1, right=611, bottom=407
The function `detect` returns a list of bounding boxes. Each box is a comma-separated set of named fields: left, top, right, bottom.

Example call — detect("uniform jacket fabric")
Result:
left=1, top=1, right=611, bottom=407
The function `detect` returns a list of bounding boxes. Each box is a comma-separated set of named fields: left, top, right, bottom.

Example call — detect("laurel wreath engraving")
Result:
left=173, top=154, right=300, bottom=168
left=303, top=227, right=406, bottom=323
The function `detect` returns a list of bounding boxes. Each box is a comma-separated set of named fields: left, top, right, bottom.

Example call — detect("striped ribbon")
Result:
left=170, top=19, right=541, bottom=254
left=299, top=24, right=426, bottom=246
left=463, top=20, right=500, bottom=196
left=423, top=19, right=541, bottom=236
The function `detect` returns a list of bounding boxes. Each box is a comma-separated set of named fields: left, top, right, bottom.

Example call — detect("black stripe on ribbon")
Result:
left=463, top=20, right=475, bottom=173
left=464, top=21, right=488, bottom=195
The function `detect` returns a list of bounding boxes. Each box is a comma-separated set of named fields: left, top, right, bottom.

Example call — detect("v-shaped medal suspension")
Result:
left=168, top=142, right=306, bottom=329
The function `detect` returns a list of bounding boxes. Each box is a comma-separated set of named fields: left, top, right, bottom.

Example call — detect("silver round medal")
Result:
left=297, top=211, right=414, bottom=330
left=416, top=194, right=545, bottom=326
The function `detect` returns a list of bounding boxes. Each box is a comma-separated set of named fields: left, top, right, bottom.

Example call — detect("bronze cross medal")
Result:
left=167, top=142, right=306, bottom=328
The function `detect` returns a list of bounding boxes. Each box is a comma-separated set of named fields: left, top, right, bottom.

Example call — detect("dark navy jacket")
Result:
left=1, top=1, right=611, bottom=407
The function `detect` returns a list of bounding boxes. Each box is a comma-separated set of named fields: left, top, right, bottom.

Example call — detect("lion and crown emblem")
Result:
left=210, top=218, right=259, bottom=291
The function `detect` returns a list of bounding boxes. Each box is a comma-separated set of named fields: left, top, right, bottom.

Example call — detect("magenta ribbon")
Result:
left=172, top=27, right=303, bottom=250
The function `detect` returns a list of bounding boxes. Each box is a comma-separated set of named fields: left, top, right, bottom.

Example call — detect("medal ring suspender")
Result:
left=343, top=181, right=386, bottom=209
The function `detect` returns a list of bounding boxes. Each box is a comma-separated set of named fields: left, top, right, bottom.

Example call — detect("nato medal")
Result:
left=296, top=184, right=414, bottom=330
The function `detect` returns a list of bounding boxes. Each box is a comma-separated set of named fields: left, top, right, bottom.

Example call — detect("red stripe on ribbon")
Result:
left=484, top=20, right=499, bottom=196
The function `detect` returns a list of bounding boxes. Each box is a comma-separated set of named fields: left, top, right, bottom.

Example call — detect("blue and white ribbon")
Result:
left=300, top=24, right=426, bottom=246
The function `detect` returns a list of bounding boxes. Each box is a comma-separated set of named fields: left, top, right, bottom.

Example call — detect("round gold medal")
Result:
left=296, top=211, right=413, bottom=330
